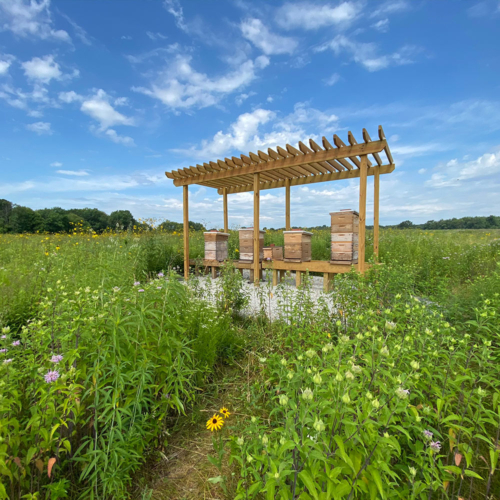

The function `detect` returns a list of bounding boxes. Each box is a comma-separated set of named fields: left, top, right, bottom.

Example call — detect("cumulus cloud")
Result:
left=276, top=1, right=360, bottom=30
left=58, top=90, right=83, bottom=103
left=104, top=128, right=135, bottom=146
left=324, top=73, right=340, bottom=86
left=372, top=18, right=389, bottom=32
left=132, top=54, right=269, bottom=110
left=316, top=35, right=420, bottom=71
left=80, top=89, right=134, bottom=130
left=0, top=0, right=71, bottom=42
left=26, top=121, right=52, bottom=135
left=0, top=54, right=15, bottom=75
left=146, top=31, right=168, bottom=40
left=240, top=18, right=297, bottom=55
left=21, top=55, right=78, bottom=84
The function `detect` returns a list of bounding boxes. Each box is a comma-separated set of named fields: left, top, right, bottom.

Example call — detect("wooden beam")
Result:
left=374, top=166, right=380, bottom=260
left=172, top=140, right=387, bottom=186
left=217, top=163, right=395, bottom=195
left=253, top=173, right=260, bottom=287
left=223, top=187, right=228, bottom=233
left=358, top=155, right=368, bottom=273
left=378, top=125, right=394, bottom=164
left=183, top=185, right=189, bottom=280
left=362, top=129, right=383, bottom=166
left=285, top=177, right=291, bottom=231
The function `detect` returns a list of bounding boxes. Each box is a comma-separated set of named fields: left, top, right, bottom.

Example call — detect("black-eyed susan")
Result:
left=220, top=407, right=231, bottom=418
left=206, top=414, right=224, bottom=432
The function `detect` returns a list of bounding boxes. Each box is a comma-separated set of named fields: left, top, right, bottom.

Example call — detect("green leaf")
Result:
left=370, top=468, right=385, bottom=499
left=464, top=469, right=483, bottom=480
left=490, top=449, right=499, bottom=473
left=299, top=470, right=319, bottom=500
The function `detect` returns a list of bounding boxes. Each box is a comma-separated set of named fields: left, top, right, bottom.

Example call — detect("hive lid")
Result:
left=329, top=209, right=359, bottom=216
left=283, top=230, right=313, bottom=235
left=204, top=231, right=230, bottom=236
left=238, top=228, right=265, bottom=233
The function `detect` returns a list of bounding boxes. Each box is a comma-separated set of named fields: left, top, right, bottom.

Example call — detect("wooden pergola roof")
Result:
left=165, top=125, right=395, bottom=194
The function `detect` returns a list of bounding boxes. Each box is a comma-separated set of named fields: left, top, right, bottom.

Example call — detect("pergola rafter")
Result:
left=165, top=126, right=395, bottom=284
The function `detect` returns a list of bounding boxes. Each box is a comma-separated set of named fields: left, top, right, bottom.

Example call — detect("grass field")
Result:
left=0, top=228, right=499, bottom=499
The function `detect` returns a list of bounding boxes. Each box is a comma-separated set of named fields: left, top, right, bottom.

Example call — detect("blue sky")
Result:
left=1, top=0, right=499, bottom=228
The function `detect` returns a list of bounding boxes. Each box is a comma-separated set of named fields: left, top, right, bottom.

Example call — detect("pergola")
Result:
left=165, top=125, right=395, bottom=286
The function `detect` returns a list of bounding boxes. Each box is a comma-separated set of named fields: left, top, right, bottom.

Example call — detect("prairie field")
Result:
left=0, top=228, right=499, bottom=500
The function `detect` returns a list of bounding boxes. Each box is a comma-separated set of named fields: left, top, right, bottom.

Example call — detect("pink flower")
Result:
left=44, top=370, right=60, bottom=383
left=157, top=272, right=164, bottom=278
left=0, top=349, right=7, bottom=353
left=51, top=355, right=64, bottom=364
left=12, top=340, right=20, bottom=346
left=430, top=441, right=441, bottom=452
left=138, top=289, right=144, bottom=292
left=3, top=359, right=12, bottom=364
left=133, top=281, right=140, bottom=286
left=1, top=335, right=6, bottom=339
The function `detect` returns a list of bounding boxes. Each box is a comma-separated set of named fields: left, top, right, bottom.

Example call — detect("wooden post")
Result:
left=358, top=155, right=368, bottom=273
left=183, top=185, right=189, bottom=280
left=223, top=187, right=228, bottom=233
left=373, top=167, right=380, bottom=261
left=285, top=178, right=291, bottom=231
left=253, top=173, right=260, bottom=286
left=323, top=272, right=334, bottom=292
left=272, top=269, right=278, bottom=287
left=211, top=266, right=217, bottom=279
left=296, top=271, right=302, bottom=288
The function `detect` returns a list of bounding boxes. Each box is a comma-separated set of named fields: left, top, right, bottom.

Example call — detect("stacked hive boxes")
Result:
left=203, top=231, right=229, bottom=261
left=238, top=228, right=265, bottom=262
left=330, top=210, right=359, bottom=264
left=263, top=244, right=283, bottom=261
left=284, top=230, right=312, bottom=262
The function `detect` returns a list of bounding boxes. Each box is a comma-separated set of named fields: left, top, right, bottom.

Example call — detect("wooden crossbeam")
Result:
left=172, top=140, right=387, bottom=187
left=216, top=163, right=395, bottom=194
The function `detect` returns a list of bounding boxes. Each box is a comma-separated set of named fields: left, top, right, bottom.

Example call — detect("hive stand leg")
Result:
left=272, top=269, right=278, bottom=287
left=279, top=270, right=285, bottom=282
left=296, top=271, right=302, bottom=288
left=211, top=266, right=217, bottom=279
left=323, top=273, right=335, bottom=292
left=238, top=268, right=244, bottom=277
left=249, top=269, right=254, bottom=282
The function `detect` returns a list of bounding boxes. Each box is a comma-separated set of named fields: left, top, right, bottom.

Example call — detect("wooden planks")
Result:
left=284, top=230, right=312, bottom=262
left=239, top=228, right=264, bottom=261
left=285, top=177, right=291, bottom=231
left=223, top=187, right=228, bottom=233
left=253, top=173, right=260, bottom=286
left=183, top=185, right=189, bottom=280
left=204, top=232, right=229, bottom=261
left=358, top=155, right=368, bottom=273
left=263, top=245, right=283, bottom=261
left=330, top=210, right=359, bottom=264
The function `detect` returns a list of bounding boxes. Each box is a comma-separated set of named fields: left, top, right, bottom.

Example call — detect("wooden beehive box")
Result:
left=263, top=244, right=284, bottom=261
left=330, top=210, right=359, bottom=264
left=238, top=228, right=265, bottom=261
left=284, top=230, right=312, bottom=262
left=204, top=231, right=229, bottom=261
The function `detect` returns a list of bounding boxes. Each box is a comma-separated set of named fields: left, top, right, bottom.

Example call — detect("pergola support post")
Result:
left=223, top=187, right=228, bottom=233
left=358, top=155, right=368, bottom=273
left=183, top=185, right=189, bottom=280
left=285, top=178, right=291, bottom=230
left=253, top=173, right=260, bottom=287
left=374, top=166, right=380, bottom=261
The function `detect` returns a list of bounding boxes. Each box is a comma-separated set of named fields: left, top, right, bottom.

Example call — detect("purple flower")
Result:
left=423, top=430, right=433, bottom=440
left=157, top=286, right=162, bottom=289
left=138, top=289, right=144, bottom=293
left=0, top=349, right=7, bottom=353
left=133, top=281, right=140, bottom=286
left=430, top=441, right=441, bottom=452
left=158, top=272, right=164, bottom=278
left=1, top=335, right=6, bottom=339
left=3, top=359, right=12, bottom=364
left=44, top=370, right=60, bottom=383
left=51, top=354, right=64, bottom=364
left=12, top=340, right=20, bottom=346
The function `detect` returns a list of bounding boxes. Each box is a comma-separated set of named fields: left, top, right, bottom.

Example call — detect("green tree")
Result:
left=36, top=207, right=70, bottom=233
left=398, top=220, right=414, bottom=229
left=109, top=210, right=136, bottom=230
left=0, top=199, right=13, bottom=233
left=9, top=206, right=43, bottom=233
left=69, top=208, right=109, bottom=232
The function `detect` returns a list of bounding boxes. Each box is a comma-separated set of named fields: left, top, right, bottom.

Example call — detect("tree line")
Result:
left=395, top=215, right=500, bottom=230
left=0, top=199, right=205, bottom=234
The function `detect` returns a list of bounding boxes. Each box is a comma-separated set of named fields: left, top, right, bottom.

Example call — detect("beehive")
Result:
left=330, top=210, right=359, bottom=264
left=238, top=228, right=265, bottom=261
left=284, top=230, right=312, bottom=262
left=263, top=244, right=284, bottom=261
left=204, top=231, right=229, bottom=261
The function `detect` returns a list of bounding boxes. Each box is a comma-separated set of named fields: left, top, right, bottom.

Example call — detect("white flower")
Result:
left=279, top=394, right=289, bottom=406
left=287, top=371, right=294, bottom=380
left=380, top=346, right=390, bottom=357
left=335, top=372, right=343, bottom=382
left=340, top=335, right=349, bottom=343
left=410, top=361, right=420, bottom=370
left=302, top=388, right=314, bottom=401
left=322, top=343, right=333, bottom=353
left=385, top=321, right=396, bottom=330
left=371, top=399, right=380, bottom=409
left=297, top=355, right=303, bottom=361
left=261, top=435, right=268, bottom=445
left=237, top=437, right=244, bottom=446
left=259, top=357, right=267, bottom=363
left=313, top=373, right=322, bottom=385
left=409, top=467, right=417, bottom=476
left=345, top=371, right=354, bottom=380
left=351, top=364, right=362, bottom=374
left=366, top=391, right=373, bottom=400
left=395, top=387, right=410, bottom=399
left=342, top=393, right=351, bottom=404
left=313, top=419, right=326, bottom=433
left=281, top=358, right=287, bottom=366
left=306, top=349, right=316, bottom=359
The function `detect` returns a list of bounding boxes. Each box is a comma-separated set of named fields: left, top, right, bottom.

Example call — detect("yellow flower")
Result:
left=206, top=414, right=224, bottom=432
left=56, top=246, right=60, bottom=250
left=220, top=407, right=231, bottom=418
left=235, top=249, right=239, bottom=252
left=44, top=251, right=49, bottom=256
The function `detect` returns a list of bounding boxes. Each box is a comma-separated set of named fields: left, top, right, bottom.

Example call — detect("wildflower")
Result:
left=287, top=371, right=294, bottom=380
left=409, top=467, right=417, bottom=476
left=429, top=441, right=441, bottom=452
left=380, top=346, right=389, bottom=357
left=220, top=407, right=231, bottom=418
left=366, top=391, right=373, bottom=400
left=335, top=372, right=343, bottom=382
left=302, top=388, right=313, bottom=401
left=261, top=435, right=268, bottom=445
left=423, top=430, right=433, bottom=440
left=3, top=359, right=12, bottom=364
left=306, top=368, right=312, bottom=374
left=0, top=335, right=6, bottom=339
left=0, top=349, right=7, bottom=353
left=395, top=387, right=410, bottom=399
left=251, top=416, right=257, bottom=423
left=313, top=419, right=326, bottom=433
left=312, top=373, right=322, bottom=385
left=386, top=321, right=396, bottom=330
left=305, top=349, right=316, bottom=359
left=206, top=414, right=224, bottom=432
left=371, top=399, right=380, bottom=409
left=351, top=364, right=362, bottom=374
left=12, top=340, right=20, bottom=346
left=345, top=371, right=354, bottom=380
left=113, top=287, right=120, bottom=292
left=322, top=343, right=333, bottom=353
left=356, top=333, right=364, bottom=340
left=281, top=358, right=287, bottom=366
left=138, top=289, right=144, bottom=293
left=342, top=393, right=351, bottom=404
left=50, top=355, right=64, bottom=364
left=158, top=272, right=164, bottom=278
left=340, top=335, right=349, bottom=343
left=410, top=361, right=420, bottom=370
left=297, top=355, right=303, bottom=361
left=477, top=387, right=486, bottom=398
left=44, top=370, right=60, bottom=383
left=279, top=394, right=289, bottom=406
left=157, top=286, right=162, bottom=289
left=280, top=437, right=286, bottom=445
left=133, top=281, right=140, bottom=286
left=2, top=327, right=10, bottom=334
left=383, top=432, right=390, bottom=439
left=247, top=455, right=254, bottom=463
left=236, top=437, right=244, bottom=446
left=274, top=472, right=280, bottom=479
left=259, top=357, right=267, bottom=363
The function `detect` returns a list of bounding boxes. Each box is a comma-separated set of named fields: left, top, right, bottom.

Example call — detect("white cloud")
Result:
left=370, top=0, right=410, bottom=18
left=372, top=18, right=389, bottom=32
left=26, top=121, right=52, bottom=135
left=146, top=31, right=168, bottom=40
left=58, top=90, right=83, bottom=103
left=235, top=91, right=256, bottom=106
left=133, top=54, right=269, bottom=110
left=276, top=1, right=360, bottom=30
left=50, top=161, right=62, bottom=167
left=121, top=35, right=132, bottom=40
left=240, top=18, right=297, bottom=55
left=56, top=169, right=89, bottom=176
left=163, top=0, right=187, bottom=32
left=80, top=89, right=135, bottom=130
left=0, top=54, right=14, bottom=75
left=104, top=128, right=135, bottom=147
left=418, top=168, right=426, bottom=174
left=0, top=0, right=71, bottom=42
left=21, top=55, right=78, bottom=84
left=324, top=73, right=340, bottom=86
left=316, top=35, right=419, bottom=71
